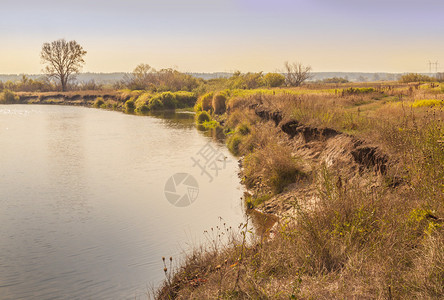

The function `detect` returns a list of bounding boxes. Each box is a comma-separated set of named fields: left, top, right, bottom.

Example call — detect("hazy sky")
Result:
left=0, top=0, right=443, bottom=73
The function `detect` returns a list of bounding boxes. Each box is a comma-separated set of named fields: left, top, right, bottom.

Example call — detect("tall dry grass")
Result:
left=156, top=83, right=443, bottom=299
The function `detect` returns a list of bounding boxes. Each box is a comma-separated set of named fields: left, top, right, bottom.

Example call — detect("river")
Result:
left=0, top=105, right=245, bottom=299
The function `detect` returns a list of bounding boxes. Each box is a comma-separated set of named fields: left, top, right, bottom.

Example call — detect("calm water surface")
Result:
left=0, top=105, right=245, bottom=299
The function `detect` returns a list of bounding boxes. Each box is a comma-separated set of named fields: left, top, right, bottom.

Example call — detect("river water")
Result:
left=0, top=105, right=245, bottom=299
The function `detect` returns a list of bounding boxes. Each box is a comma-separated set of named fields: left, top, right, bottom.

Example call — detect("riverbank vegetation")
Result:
left=154, top=80, right=443, bottom=299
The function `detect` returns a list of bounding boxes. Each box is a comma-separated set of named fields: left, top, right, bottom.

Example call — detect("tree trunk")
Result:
left=61, top=75, right=67, bottom=91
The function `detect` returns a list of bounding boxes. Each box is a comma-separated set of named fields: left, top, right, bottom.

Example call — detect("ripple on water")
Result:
left=0, top=105, right=246, bottom=299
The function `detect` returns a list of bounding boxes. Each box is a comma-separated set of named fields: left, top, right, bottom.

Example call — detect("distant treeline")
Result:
left=3, top=72, right=439, bottom=85
left=1, top=70, right=442, bottom=93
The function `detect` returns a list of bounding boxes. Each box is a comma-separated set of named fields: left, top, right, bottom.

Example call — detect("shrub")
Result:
left=145, top=92, right=178, bottom=110
left=342, top=87, right=376, bottom=95
left=322, top=77, right=349, bottom=83
left=149, top=92, right=177, bottom=110
left=411, top=99, right=443, bottom=108
left=400, top=73, right=434, bottom=83
left=228, top=71, right=264, bottom=89
left=196, top=111, right=211, bottom=124
left=136, top=104, right=150, bottom=114
left=174, top=91, right=197, bottom=108
left=124, top=65, right=199, bottom=91
left=264, top=72, right=285, bottom=87
left=135, top=92, right=151, bottom=104
left=212, top=93, right=227, bottom=114
left=160, top=92, right=177, bottom=109
left=0, top=90, right=19, bottom=104
left=197, top=120, right=221, bottom=131
left=135, top=92, right=151, bottom=113
left=195, top=92, right=213, bottom=112
left=93, top=97, right=105, bottom=108
left=227, top=134, right=243, bottom=156
left=148, top=97, right=163, bottom=110
left=124, top=99, right=136, bottom=113
left=236, top=123, right=250, bottom=135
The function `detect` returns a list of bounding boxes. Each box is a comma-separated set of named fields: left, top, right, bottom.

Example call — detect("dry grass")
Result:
left=158, top=165, right=442, bottom=299
left=212, top=93, right=227, bottom=115
left=156, top=83, right=444, bottom=299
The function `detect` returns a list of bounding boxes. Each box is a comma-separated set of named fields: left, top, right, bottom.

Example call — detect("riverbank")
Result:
left=1, top=90, right=198, bottom=114
left=156, top=84, right=443, bottom=299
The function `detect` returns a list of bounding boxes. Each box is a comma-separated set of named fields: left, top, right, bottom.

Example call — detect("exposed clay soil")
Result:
left=248, top=105, right=391, bottom=219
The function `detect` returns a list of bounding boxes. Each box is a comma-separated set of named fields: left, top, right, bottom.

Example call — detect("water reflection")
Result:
left=46, top=111, right=90, bottom=219
left=146, top=110, right=195, bottom=129
left=0, top=105, right=245, bottom=299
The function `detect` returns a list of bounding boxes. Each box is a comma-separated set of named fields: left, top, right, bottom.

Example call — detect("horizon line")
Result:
left=0, top=71, right=438, bottom=76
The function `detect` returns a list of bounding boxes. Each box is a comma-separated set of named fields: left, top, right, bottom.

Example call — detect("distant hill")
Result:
left=0, top=73, right=128, bottom=85
left=310, top=72, right=402, bottom=82
left=186, top=72, right=232, bottom=80
left=1, top=72, right=434, bottom=84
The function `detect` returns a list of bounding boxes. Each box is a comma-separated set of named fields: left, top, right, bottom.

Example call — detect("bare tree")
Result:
left=284, top=61, right=312, bottom=87
left=41, top=39, right=87, bottom=91
left=123, top=63, right=199, bottom=91
left=124, top=63, right=156, bottom=90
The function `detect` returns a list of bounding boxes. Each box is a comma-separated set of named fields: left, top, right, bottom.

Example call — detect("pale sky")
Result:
left=0, top=0, right=443, bottom=74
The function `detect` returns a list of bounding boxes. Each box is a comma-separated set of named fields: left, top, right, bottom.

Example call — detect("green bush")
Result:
left=400, top=73, right=434, bottom=83
left=0, top=90, right=19, bottom=104
left=124, top=99, right=136, bottom=113
left=135, top=93, right=152, bottom=114
left=322, top=77, right=349, bottom=84
left=148, top=98, right=164, bottom=110
left=174, top=91, right=197, bottom=108
left=228, top=71, right=264, bottom=89
left=196, top=111, right=211, bottom=124
left=197, top=120, right=221, bottom=131
left=135, top=92, right=152, bottom=107
left=227, top=134, right=243, bottom=156
left=195, top=92, right=214, bottom=112
left=264, top=73, right=285, bottom=87
left=160, top=92, right=177, bottom=109
left=149, top=92, right=177, bottom=110
left=136, top=104, right=150, bottom=114
left=94, top=97, right=105, bottom=108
